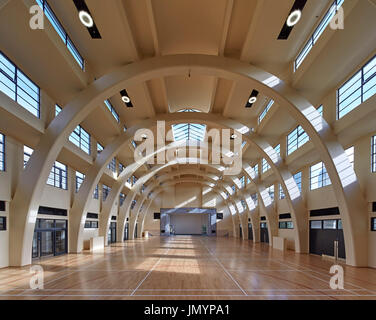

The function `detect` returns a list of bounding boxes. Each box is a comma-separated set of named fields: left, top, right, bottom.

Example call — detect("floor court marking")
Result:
left=1, top=237, right=375, bottom=299
left=270, top=256, right=372, bottom=294
left=130, top=245, right=171, bottom=296
left=1, top=293, right=376, bottom=298
left=199, top=239, right=247, bottom=296
left=12, top=252, right=117, bottom=296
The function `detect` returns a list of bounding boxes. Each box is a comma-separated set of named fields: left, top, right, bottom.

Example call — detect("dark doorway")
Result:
left=108, top=222, right=117, bottom=245
left=32, top=219, right=67, bottom=259
left=248, top=223, right=253, bottom=240
left=260, top=222, right=269, bottom=243
left=124, top=222, right=129, bottom=241
left=309, top=219, right=346, bottom=259
left=134, top=223, right=138, bottom=238
left=239, top=224, right=243, bottom=239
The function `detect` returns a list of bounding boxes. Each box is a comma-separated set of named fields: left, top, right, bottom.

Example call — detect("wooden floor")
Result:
left=1, top=236, right=376, bottom=300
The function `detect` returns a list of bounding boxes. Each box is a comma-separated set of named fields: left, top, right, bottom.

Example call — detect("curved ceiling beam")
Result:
left=133, top=178, right=237, bottom=240
left=9, top=54, right=367, bottom=266
left=110, top=164, right=249, bottom=244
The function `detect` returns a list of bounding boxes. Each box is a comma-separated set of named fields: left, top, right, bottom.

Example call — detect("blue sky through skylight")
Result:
left=172, top=123, right=207, bottom=141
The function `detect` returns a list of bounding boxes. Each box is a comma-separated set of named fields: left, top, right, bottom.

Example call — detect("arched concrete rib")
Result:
left=116, top=165, right=250, bottom=244
left=130, top=178, right=232, bottom=240
left=85, top=124, right=304, bottom=255
left=9, top=54, right=367, bottom=266
left=137, top=183, right=231, bottom=239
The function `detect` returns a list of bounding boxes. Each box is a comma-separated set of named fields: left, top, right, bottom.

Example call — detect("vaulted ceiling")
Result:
left=1, top=0, right=375, bottom=182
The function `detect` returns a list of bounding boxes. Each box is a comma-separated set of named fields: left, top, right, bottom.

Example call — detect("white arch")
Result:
left=9, top=54, right=367, bottom=266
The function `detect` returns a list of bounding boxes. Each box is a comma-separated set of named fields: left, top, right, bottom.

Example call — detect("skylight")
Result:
left=177, top=108, right=201, bottom=113
left=172, top=123, right=206, bottom=141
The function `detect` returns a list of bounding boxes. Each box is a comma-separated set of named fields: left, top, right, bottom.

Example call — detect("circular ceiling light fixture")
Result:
left=248, top=97, right=257, bottom=104
left=122, top=95, right=131, bottom=103
left=141, top=134, right=148, bottom=139
left=79, top=10, right=94, bottom=28
left=231, top=134, right=237, bottom=139
left=286, top=9, right=302, bottom=27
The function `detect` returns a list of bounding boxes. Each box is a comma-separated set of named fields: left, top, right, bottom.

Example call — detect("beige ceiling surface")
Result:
left=1, top=0, right=374, bottom=185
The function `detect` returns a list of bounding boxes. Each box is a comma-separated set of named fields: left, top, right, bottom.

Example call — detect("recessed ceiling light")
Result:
left=286, top=9, right=302, bottom=27
left=245, top=89, right=259, bottom=108
left=78, top=10, right=94, bottom=28
left=248, top=97, right=257, bottom=104
left=231, top=134, right=237, bottom=139
left=122, top=96, right=131, bottom=104
left=120, top=89, right=133, bottom=107
left=141, top=134, right=148, bottom=139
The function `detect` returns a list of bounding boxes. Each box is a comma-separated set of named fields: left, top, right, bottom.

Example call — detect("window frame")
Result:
left=258, top=99, right=274, bottom=124
left=0, top=51, right=40, bottom=118
left=337, top=54, right=376, bottom=119
left=93, top=185, right=99, bottom=200
left=287, top=125, right=309, bottom=155
left=104, top=99, right=119, bottom=122
left=107, top=157, right=117, bottom=173
left=69, top=124, right=91, bottom=155
left=119, top=193, right=126, bottom=206
left=372, top=136, right=376, bottom=173
left=47, top=161, right=67, bottom=190
left=310, top=161, right=331, bottom=190
left=294, top=171, right=302, bottom=193
left=102, top=185, right=110, bottom=202
left=266, top=185, right=275, bottom=201
left=294, top=0, right=344, bottom=71
left=36, top=0, right=85, bottom=70
left=371, top=217, right=376, bottom=231
left=279, top=221, right=294, bottom=229
left=0, top=216, right=6, bottom=231
left=0, top=133, right=5, bottom=171
left=84, top=220, right=98, bottom=229
left=75, top=171, right=85, bottom=193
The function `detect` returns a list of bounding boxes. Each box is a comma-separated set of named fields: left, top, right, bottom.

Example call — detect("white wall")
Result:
left=170, top=213, right=208, bottom=235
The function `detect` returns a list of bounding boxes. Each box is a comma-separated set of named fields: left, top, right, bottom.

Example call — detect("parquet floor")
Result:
left=0, top=236, right=375, bottom=300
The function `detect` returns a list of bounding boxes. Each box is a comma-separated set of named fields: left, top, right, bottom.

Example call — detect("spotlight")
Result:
left=122, top=96, right=131, bottom=104
left=79, top=10, right=94, bottom=28
left=245, top=89, right=259, bottom=108
left=286, top=9, right=302, bottom=27
left=248, top=97, right=257, bottom=104
left=120, top=89, right=133, bottom=107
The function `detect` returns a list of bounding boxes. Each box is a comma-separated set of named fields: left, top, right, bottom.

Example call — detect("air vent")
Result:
left=217, top=213, right=224, bottom=220
left=277, top=0, right=307, bottom=40
left=372, top=202, right=376, bottom=212
left=38, top=206, right=67, bottom=217
left=154, top=213, right=161, bottom=220
left=279, top=213, right=291, bottom=220
left=73, top=0, right=102, bottom=39
left=111, top=216, right=117, bottom=221
left=245, top=89, right=259, bottom=108
left=310, top=207, right=340, bottom=217
left=120, top=89, right=133, bottom=107
left=260, top=216, right=266, bottom=221
left=0, top=201, right=5, bottom=212
left=87, top=212, right=98, bottom=219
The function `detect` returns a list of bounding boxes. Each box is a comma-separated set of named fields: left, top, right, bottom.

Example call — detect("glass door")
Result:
left=124, top=223, right=129, bottom=241
left=32, top=218, right=68, bottom=259
left=108, top=222, right=117, bottom=244
left=40, top=231, right=54, bottom=257
left=55, top=230, right=66, bottom=255
left=111, top=222, right=117, bottom=243
left=32, top=231, right=39, bottom=259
